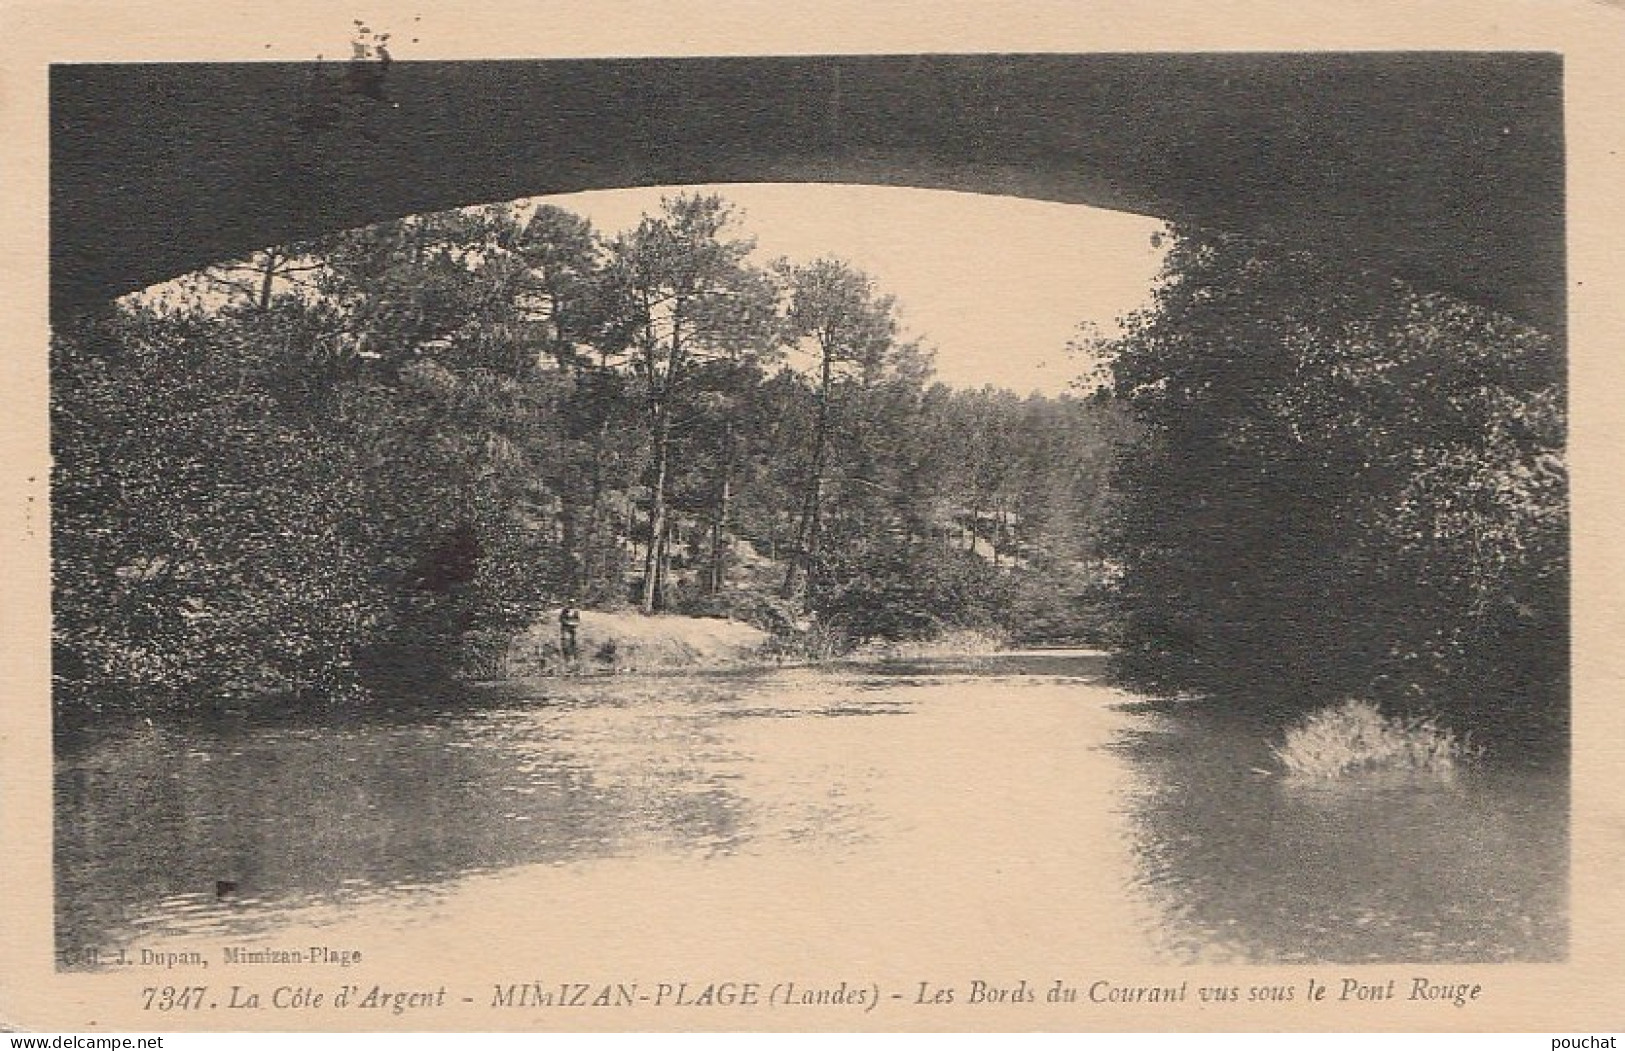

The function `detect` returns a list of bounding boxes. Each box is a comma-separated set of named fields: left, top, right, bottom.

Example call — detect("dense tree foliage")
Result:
left=52, top=193, right=1122, bottom=712
left=1093, top=227, right=1567, bottom=743
left=57, top=200, right=1561, bottom=741
left=599, top=195, right=781, bottom=612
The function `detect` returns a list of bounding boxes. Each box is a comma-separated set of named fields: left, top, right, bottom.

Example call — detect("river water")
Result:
left=55, top=652, right=1565, bottom=969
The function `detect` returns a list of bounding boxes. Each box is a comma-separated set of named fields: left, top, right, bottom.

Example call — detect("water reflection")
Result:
left=1110, top=703, right=1567, bottom=963
left=55, top=674, right=904, bottom=955
left=55, top=653, right=1565, bottom=966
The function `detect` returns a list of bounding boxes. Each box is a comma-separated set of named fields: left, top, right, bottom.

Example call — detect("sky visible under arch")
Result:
left=529, top=183, right=1169, bottom=398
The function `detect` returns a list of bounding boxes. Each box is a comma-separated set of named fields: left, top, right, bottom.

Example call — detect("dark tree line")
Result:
left=56, top=196, right=1557, bottom=741
left=52, top=193, right=1123, bottom=711
left=1091, top=226, right=1567, bottom=745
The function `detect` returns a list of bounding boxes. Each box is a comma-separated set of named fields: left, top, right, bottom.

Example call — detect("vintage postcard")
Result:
left=4, top=0, right=1624, bottom=1034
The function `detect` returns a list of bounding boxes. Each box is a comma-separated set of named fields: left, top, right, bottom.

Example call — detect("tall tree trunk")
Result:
left=783, top=350, right=834, bottom=602
left=641, top=403, right=671, bottom=614
left=411, top=215, right=430, bottom=268
left=992, top=501, right=1003, bottom=568
left=802, top=461, right=826, bottom=598
left=710, top=478, right=732, bottom=595
left=559, top=503, right=580, bottom=596
left=256, top=249, right=279, bottom=311
left=580, top=416, right=612, bottom=600
left=710, top=418, right=736, bottom=594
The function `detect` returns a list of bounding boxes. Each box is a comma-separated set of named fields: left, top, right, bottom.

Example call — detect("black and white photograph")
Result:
left=7, top=2, right=1622, bottom=1034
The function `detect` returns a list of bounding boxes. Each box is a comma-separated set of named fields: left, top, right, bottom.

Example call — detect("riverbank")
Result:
left=500, top=611, right=1026, bottom=679
left=504, top=609, right=772, bottom=676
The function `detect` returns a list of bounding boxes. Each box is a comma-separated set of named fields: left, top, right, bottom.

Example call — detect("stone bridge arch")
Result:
left=51, top=53, right=1563, bottom=331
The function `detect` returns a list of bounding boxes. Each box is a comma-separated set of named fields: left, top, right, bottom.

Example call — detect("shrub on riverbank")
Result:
left=752, top=620, right=854, bottom=663
left=1271, top=699, right=1476, bottom=779
left=1095, top=227, right=1566, bottom=749
left=855, top=627, right=1010, bottom=661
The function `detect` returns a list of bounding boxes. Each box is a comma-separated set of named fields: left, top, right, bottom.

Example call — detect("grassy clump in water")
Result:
left=1271, top=699, right=1477, bottom=779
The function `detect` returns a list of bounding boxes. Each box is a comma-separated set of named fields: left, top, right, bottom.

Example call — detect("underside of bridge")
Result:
left=51, top=53, right=1563, bottom=332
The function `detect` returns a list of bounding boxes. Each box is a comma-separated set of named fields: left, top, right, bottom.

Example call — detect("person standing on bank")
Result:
left=559, top=605, right=581, bottom=662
